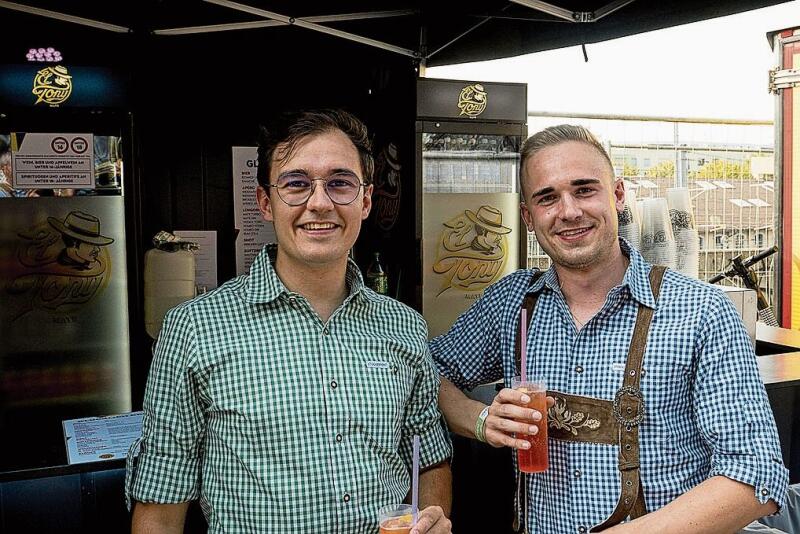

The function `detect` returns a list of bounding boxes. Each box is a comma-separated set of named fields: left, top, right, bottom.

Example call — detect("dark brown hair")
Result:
left=256, top=109, right=374, bottom=190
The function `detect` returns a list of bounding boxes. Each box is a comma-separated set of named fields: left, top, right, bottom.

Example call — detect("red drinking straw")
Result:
left=520, top=308, right=528, bottom=379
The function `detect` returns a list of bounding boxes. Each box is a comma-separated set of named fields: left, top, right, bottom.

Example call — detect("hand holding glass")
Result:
left=512, top=376, right=549, bottom=473
left=379, top=504, right=414, bottom=534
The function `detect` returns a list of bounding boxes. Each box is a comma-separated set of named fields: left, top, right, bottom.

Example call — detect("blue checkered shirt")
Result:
left=126, top=245, right=452, bottom=533
left=430, top=239, right=788, bottom=533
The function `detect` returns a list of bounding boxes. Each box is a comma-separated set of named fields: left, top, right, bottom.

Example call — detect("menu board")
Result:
left=232, top=147, right=276, bottom=275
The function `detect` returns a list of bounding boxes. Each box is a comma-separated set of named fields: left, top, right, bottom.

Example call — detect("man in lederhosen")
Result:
left=430, top=125, right=788, bottom=533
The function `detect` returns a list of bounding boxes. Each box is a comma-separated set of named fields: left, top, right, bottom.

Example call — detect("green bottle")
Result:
left=366, top=252, right=389, bottom=295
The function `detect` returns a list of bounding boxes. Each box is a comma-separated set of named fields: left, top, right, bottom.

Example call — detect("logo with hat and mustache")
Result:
left=6, top=210, right=114, bottom=320
left=48, top=211, right=114, bottom=271
left=32, top=65, right=73, bottom=106
left=433, top=205, right=511, bottom=296
left=457, top=83, right=488, bottom=118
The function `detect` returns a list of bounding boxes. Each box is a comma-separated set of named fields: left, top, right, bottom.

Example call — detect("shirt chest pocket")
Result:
left=350, top=357, right=415, bottom=451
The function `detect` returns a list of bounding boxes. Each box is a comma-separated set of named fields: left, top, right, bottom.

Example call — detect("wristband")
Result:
left=475, top=406, right=490, bottom=443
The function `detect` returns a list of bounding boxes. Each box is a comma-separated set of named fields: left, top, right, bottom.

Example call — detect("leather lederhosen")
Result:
left=512, top=266, right=667, bottom=534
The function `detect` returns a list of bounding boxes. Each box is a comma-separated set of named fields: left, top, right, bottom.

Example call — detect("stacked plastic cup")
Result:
left=618, top=182, right=641, bottom=249
left=639, top=197, right=677, bottom=269
left=666, top=187, right=700, bottom=279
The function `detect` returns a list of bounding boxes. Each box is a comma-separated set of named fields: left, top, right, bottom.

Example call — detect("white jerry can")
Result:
left=144, top=247, right=196, bottom=339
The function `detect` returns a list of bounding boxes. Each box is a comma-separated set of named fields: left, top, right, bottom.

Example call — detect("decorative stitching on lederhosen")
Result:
left=512, top=266, right=667, bottom=533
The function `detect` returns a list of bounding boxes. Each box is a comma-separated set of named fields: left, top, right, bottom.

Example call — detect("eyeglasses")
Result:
left=267, top=172, right=366, bottom=206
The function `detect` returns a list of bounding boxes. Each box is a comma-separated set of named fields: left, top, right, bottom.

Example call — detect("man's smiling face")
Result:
left=256, top=129, right=372, bottom=272
left=521, top=141, right=624, bottom=270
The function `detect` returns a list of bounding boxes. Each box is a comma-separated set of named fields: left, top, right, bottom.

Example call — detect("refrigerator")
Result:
left=416, top=77, right=528, bottom=338
left=0, top=62, right=135, bottom=470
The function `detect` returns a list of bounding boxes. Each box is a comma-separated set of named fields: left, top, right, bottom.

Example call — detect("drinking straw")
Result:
left=412, top=435, right=420, bottom=525
left=520, top=308, right=528, bottom=380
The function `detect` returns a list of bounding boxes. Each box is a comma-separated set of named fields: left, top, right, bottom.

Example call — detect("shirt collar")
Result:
left=527, top=237, right=658, bottom=309
left=243, top=244, right=366, bottom=304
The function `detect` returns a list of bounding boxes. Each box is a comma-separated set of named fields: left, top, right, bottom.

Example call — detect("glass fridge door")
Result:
left=421, top=131, right=522, bottom=338
left=0, top=134, right=130, bottom=470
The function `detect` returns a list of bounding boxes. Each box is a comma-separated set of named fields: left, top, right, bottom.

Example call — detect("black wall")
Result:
left=1, top=14, right=421, bottom=409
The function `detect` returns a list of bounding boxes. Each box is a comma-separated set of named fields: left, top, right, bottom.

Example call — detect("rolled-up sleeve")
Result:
left=399, top=316, right=453, bottom=471
left=428, top=281, right=506, bottom=391
left=693, top=291, right=789, bottom=511
left=125, top=306, right=206, bottom=510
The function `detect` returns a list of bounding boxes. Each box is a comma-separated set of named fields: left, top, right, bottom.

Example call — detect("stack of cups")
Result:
left=639, top=197, right=677, bottom=269
left=666, top=187, right=700, bottom=279
left=618, top=182, right=641, bottom=249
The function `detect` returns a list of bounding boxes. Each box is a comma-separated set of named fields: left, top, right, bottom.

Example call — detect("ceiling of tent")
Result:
left=0, top=0, right=792, bottom=66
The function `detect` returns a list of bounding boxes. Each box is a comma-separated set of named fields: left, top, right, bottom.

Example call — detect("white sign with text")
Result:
left=11, top=132, right=95, bottom=189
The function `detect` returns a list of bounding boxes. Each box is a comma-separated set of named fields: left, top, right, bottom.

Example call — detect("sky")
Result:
left=428, top=1, right=800, bottom=122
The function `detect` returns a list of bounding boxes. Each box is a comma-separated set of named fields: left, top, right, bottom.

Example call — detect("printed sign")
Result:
left=11, top=132, right=94, bottom=189
left=63, top=412, right=142, bottom=464
left=232, top=146, right=276, bottom=275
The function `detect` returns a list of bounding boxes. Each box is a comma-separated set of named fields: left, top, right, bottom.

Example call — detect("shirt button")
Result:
left=578, top=526, right=587, bottom=533
left=574, top=469, right=581, bottom=478
left=336, top=434, right=343, bottom=442
left=575, top=365, right=584, bottom=374
left=323, top=328, right=329, bottom=335
left=330, top=380, right=338, bottom=390
left=343, top=493, right=350, bottom=503
left=761, top=488, right=769, bottom=496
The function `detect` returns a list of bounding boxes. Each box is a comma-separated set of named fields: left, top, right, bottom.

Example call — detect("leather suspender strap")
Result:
left=511, top=266, right=668, bottom=533
left=591, top=265, right=666, bottom=532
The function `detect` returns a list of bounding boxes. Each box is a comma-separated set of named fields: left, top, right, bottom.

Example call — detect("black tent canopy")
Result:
left=0, top=0, right=792, bottom=66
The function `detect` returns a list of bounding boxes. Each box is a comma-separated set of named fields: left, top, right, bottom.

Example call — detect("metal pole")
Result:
left=156, top=10, right=417, bottom=36
left=0, top=0, right=130, bottom=33
left=508, top=0, right=576, bottom=22
left=205, top=0, right=418, bottom=58
left=528, top=110, right=772, bottom=126
left=773, top=32, right=785, bottom=325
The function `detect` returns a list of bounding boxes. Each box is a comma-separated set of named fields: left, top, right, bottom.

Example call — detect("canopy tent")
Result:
left=0, top=0, right=792, bottom=66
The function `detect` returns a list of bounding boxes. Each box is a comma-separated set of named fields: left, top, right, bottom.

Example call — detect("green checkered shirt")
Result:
left=126, top=245, right=452, bottom=533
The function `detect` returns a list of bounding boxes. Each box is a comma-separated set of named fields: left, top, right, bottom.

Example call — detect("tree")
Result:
left=621, top=162, right=639, bottom=177
left=690, top=159, right=751, bottom=180
left=645, top=160, right=675, bottom=178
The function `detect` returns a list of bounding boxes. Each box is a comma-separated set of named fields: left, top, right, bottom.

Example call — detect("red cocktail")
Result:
left=512, top=378, right=549, bottom=473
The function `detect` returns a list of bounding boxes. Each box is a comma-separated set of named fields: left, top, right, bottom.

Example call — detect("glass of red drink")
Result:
left=511, top=376, right=549, bottom=473
left=378, top=504, right=414, bottom=534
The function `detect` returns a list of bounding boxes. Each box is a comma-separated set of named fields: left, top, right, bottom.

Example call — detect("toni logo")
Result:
left=6, top=211, right=114, bottom=320
left=457, top=83, right=488, bottom=118
left=432, top=205, right=510, bottom=296
left=32, top=65, right=73, bottom=106
left=372, top=142, right=402, bottom=232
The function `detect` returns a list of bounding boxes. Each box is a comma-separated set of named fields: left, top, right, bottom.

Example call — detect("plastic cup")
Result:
left=379, top=504, right=414, bottom=534
left=511, top=376, right=549, bottom=473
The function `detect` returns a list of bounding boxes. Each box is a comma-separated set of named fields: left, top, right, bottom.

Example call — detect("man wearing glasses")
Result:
left=127, top=110, right=453, bottom=533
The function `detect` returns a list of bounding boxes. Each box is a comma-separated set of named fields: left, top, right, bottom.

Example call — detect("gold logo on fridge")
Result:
left=457, top=83, right=488, bottom=118
left=32, top=65, right=73, bottom=106
left=5, top=210, right=114, bottom=320
left=432, top=205, right=510, bottom=296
